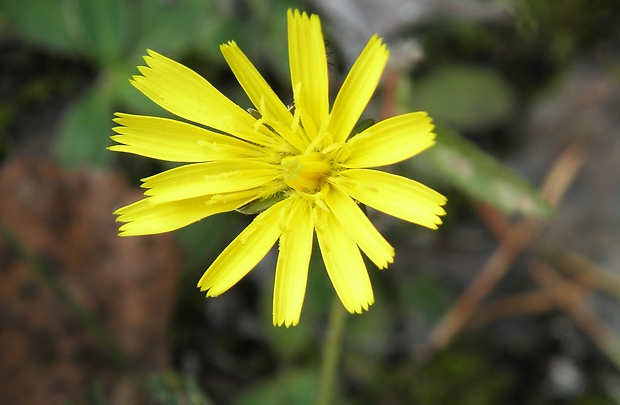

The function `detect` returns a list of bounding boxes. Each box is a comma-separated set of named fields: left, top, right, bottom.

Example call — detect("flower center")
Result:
left=281, top=152, right=331, bottom=192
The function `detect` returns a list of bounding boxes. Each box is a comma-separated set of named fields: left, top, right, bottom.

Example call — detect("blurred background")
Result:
left=1, top=0, right=619, bottom=403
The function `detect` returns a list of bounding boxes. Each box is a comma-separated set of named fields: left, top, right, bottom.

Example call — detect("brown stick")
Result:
left=528, top=260, right=620, bottom=369
left=468, top=291, right=558, bottom=328
left=539, top=243, right=620, bottom=300
left=424, top=142, right=585, bottom=354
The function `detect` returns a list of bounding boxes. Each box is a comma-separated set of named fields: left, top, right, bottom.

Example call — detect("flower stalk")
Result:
left=316, top=297, right=348, bottom=405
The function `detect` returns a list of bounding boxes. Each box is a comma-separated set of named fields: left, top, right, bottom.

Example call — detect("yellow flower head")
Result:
left=110, top=9, right=447, bottom=327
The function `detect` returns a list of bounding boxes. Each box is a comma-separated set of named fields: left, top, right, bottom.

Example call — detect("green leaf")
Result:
left=236, top=193, right=286, bottom=215
left=103, top=60, right=170, bottom=115
left=130, top=0, right=214, bottom=57
left=63, top=0, right=127, bottom=65
left=195, top=16, right=255, bottom=61
left=53, top=85, right=112, bottom=168
left=0, top=0, right=77, bottom=55
left=416, top=127, right=553, bottom=218
left=349, top=118, right=375, bottom=138
left=407, top=64, right=515, bottom=131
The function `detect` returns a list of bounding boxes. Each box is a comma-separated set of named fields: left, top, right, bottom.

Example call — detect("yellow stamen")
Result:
left=281, top=152, right=331, bottom=192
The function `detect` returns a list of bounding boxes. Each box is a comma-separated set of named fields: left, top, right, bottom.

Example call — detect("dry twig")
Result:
left=424, top=142, right=585, bottom=354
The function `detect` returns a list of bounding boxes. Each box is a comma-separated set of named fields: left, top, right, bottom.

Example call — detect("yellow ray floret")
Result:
left=315, top=208, right=374, bottom=314
left=328, top=35, right=390, bottom=144
left=343, top=112, right=435, bottom=168
left=333, top=169, right=447, bottom=229
left=273, top=197, right=314, bottom=327
left=287, top=9, right=329, bottom=136
left=140, top=160, right=280, bottom=203
left=110, top=113, right=263, bottom=162
left=197, top=201, right=287, bottom=296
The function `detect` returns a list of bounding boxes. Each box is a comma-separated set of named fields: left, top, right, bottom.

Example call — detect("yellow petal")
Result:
left=343, top=112, right=435, bottom=168
left=333, top=169, right=447, bottom=229
left=324, top=185, right=394, bottom=269
left=141, top=160, right=280, bottom=203
left=131, top=49, right=274, bottom=146
left=115, top=190, right=256, bottom=236
left=328, top=35, right=389, bottom=144
left=110, top=113, right=263, bottom=162
left=197, top=200, right=287, bottom=296
left=315, top=209, right=374, bottom=314
left=220, top=41, right=306, bottom=152
left=287, top=9, right=329, bottom=138
left=273, top=197, right=314, bottom=327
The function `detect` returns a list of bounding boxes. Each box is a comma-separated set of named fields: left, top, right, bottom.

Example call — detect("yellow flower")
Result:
left=110, top=9, right=446, bottom=327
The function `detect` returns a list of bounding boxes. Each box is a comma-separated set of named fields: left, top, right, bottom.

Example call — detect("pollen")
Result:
left=281, top=152, right=331, bottom=192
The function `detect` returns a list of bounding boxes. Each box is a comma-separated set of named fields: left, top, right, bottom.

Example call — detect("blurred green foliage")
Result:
left=404, top=65, right=515, bottom=132
left=0, top=0, right=297, bottom=167
left=410, top=349, right=514, bottom=405
left=234, top=369, right=317, bottom=405
left=149, top=371, right=214, bottom=405
left=517, top=0, right=620, bottom=63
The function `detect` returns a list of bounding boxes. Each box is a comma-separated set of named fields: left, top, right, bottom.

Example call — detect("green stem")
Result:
left=315, top=296, right=347, bottom=405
